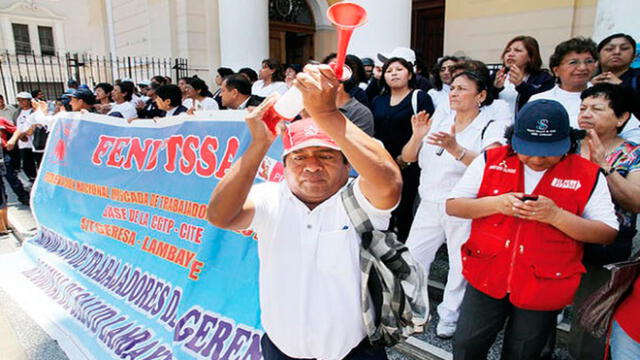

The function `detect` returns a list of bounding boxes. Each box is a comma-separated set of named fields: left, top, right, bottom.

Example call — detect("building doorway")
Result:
left=411, top=0, right=445, bottom=73
left=268, top=0, right=315, bottom=65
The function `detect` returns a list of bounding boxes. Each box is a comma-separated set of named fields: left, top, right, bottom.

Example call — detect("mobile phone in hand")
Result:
left=520, top=194, right=538, bottom=201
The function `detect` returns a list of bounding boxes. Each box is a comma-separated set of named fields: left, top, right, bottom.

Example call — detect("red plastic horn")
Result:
left=326, top=2, right=367, bottom=79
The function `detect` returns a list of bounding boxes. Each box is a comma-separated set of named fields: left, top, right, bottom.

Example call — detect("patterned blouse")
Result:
left=607, top=140, right=640, bottom=230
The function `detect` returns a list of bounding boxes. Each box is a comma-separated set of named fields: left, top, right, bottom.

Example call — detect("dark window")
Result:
left=38, top=26, right=55, bottom=56
left=12, top=23, right=31, bottom=55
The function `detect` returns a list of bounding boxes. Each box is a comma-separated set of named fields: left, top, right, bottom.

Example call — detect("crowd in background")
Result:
left=0, top=31, right=639, bottom=359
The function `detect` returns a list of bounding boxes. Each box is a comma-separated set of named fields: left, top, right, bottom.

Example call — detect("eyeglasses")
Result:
left=561, top=59, right=596, bottom=67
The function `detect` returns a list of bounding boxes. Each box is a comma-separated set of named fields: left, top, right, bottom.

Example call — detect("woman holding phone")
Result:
left=447, top=99, right=618, bottom=359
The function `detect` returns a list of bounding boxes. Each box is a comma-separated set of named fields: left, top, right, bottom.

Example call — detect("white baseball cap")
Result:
left=377, top=47, right=416, bottom=65
left=16, top=91, right=32, bottom=100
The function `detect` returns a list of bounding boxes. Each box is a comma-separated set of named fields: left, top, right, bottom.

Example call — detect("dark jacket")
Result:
left=491, top=69, right=555, bottom=113
left=137, top=99, right=165, bottom=119
left=619, top=68, right=640, bottom=120
left=171, top=105, right=188, bottom=116
left=246, top=95, right=265, bottom=108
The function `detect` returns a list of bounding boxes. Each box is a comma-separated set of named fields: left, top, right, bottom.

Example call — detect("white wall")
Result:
left=593, top=0, right=640, bottom=42
left=342, top=0, right=412, bottom=61
left=217, top=0, right=269, bottom=71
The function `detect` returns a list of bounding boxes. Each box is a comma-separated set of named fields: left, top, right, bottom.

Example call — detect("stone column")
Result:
left=342, top=0, right=412, bottom=60
left=218, top=0, right=269, bottom=71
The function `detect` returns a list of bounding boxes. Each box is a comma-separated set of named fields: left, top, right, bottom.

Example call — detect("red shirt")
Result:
left=0, top=117, right=16, bottom=149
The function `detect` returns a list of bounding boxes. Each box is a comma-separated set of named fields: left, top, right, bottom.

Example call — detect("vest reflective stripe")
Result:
left=461, top=145, right=600, bottom=310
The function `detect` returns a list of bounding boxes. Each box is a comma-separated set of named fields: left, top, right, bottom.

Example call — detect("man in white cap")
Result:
left=207, top=64, right=402, bottom=360
left=9, top=92, right=38, bottom=182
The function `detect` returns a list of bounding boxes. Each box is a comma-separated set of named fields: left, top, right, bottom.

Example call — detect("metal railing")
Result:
left=0, top=50, right=189, bottom=102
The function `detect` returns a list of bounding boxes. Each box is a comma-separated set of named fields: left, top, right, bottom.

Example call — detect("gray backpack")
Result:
left=341, top=182, right=430, bottom=346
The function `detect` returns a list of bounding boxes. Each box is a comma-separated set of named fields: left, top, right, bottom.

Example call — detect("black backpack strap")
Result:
left=341, top=181, right=374, bottom=234
left=481, top=119, right=495, bottom=141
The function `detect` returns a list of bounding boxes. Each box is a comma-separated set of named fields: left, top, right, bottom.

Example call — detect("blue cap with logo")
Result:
left=511, top=99, right=571, bottom=157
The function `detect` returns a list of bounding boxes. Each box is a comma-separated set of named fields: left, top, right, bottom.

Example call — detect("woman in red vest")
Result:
left=446, top=99, right=618, bottom=360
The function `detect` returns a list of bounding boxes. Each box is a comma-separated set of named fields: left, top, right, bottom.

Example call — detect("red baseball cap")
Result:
left=282, top=118, right=341, bottom=159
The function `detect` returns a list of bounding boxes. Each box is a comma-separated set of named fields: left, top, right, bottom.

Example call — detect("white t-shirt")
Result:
left=432, top=98, right=513, bottom=127
left=248, top=178, right=393, bottom=360
left=529, top=85, right=584, bottom=128
left=107, top=102, right=137, bottom=120
left=16, top=109, right=34, bottom=150
left=418, top=111, right=506, bottom=202
left=427, top=84, right=450, bottom=110
left=251, top=80, right=288, bottom=97
left=448, top=155, right=619, bottom=230
left=182, top=97, right=219, bottom=111
left=498, top=75, right=523, bottom=117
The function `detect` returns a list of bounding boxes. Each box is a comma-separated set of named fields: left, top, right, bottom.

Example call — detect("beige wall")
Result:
left=444, top=0, right=597, bottom=67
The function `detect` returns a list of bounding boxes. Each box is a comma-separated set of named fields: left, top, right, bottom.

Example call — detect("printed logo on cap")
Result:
left=536, top=119, right=549, bottom=131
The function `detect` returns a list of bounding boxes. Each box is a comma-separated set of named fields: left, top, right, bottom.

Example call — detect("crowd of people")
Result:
left=0, top=31, right=639, bottom=359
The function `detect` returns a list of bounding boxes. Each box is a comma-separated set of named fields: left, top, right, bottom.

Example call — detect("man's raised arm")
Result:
left=295, top=65, right=402, bottom=209
left=206, top=96, right=278, bottom=230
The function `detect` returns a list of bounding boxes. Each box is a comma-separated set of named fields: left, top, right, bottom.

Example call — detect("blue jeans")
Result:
left=611, top=320, right=640, bottom=360
left=2, top=150, right=29, bottom=204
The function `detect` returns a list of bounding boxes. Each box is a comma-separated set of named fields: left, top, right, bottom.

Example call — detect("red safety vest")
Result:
left=461, top=145, right=600, bottom=311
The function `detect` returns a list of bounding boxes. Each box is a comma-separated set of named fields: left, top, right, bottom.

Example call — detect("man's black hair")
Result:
left=223, top=74, right=252, bottom=96
left=217, top=67, right=234, bottom=78
left=155, top=85, right=182, bottom=107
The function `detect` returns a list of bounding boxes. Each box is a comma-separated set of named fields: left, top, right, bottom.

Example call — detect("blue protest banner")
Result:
left=0, top=111, right=284, bottom=360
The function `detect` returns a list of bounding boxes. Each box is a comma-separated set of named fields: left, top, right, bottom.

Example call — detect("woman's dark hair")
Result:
left=549, top=37, right=598, bottom=69
left=151, top=75, right=168, bottom=85
left=597, top=33, right=637, bottom=54
left=342, top=56, right=362, bottom=93
left=155, top=85, right=182, bottom=107
left=178, top=76, right=191, bottom=84
left=238, top=68, right=258, bottom=83
left=378, top=57, right=417, bottom=93
left=322, top=53, right=337, bottom=64
left=432, top=56, right=459, bottom=91
left=261, top=59, right=285, bottom=82
left=505, top=125, right=586, bottom=154
left=345, top=54, right=367, bottom=85
left=581, top=83, right=633, bottom=133
left=217, top=67, right=234, bottom=78
left=501, top=35, right=543, bottom=73
left=451, top=71, right=494, bottom=106
left=95, top=82, right=114, bottom=94
left=286, top=64, right=302, bottom=73
left=188, top=77, right=212, bottom=97
left=116, top=81, right=134, bottom=102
